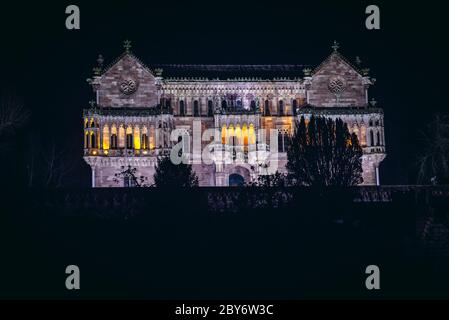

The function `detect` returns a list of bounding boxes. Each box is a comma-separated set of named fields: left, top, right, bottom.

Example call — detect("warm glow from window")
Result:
left=133, top=126, right=141, bottom=150
left=235, top=125, right=242, bottom=145
left=102, top=126, right=110, bottom=150
left=242, top=124, right=248, bottom=146
left=360, top=125, right=367, bottom=147
left=249, top=124, right=256, bottom=144
left=221, top=125, right=227, bottom=145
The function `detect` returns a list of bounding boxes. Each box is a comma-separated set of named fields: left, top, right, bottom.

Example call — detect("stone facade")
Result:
left=83, top=43, right=386, bottom=187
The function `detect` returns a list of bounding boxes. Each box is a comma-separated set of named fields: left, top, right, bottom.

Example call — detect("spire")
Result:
left=123, top=39, right=132, bottom=53
left=332, top=40, right=340, bottom=52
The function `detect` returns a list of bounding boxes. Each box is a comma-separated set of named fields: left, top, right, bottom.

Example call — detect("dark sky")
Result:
left=1, top=0, right=447, bottom=186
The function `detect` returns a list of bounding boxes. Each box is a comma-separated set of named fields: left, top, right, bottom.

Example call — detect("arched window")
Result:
left=166, top=99, right=171, bottom=109
left=118, top=126, right=125, bottom=148
left=250, top=100, right=256, bottom=110
left=278, top=100, right=284, bottom=116
left=278, top=129, right=289, bottom=152
left=376, top=131, right=381, bottom=146
left=141, top=127, right=149, bottom=150
left=208, top=100, right=213, bottom=116
left=133, top=127, right=141, bottom=150
left=102, top=126, right=110, bottom=150
left=194, top=100, right=200, bottom=117
left=179, top=100, right=185, bottom=116
left=292, top=99, right=298, bottom=115
left=221, top=100, right=227, bottom=109
left=111, top=134, right=117, bottom=149
left=264, top=100, right=270, bottom=116
left=126, top=127, right=133, bottom=149
left=369, top=130, right=375, bottom=147
left=90, top=132, right=96, bottom=149
left=110, top=125, right=117, bottom=149
left=124, top=175, right=136, bottom=188
left=84, top=132, right=89, bottom=148
left=221, top=126, right=227, bottom=145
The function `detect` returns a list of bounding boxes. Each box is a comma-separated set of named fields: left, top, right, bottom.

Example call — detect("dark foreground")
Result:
left=1, top=186, right=449, bottom=299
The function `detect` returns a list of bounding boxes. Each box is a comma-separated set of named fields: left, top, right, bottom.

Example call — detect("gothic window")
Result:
left=369, top=130, right=374, bottom=147
left=84, top=132, right=89, bottom=148
left=194, top=100, right=200, bottom=117
left=166, top=99, right=171, bottom=109
left=90, top=132, right=96, bottom=149
left=277, top=129, right=289, bottom=152
left=207, top=100, right=214, bottom=116
left=376, top=131, right=381, bottom=146
left=221, top=100, right=227, bottom=109
left=179, top=100, right=185, bottom=116
left=264, top=100, right=270, bottom=116
left=278, top=100, right=284, bottom=116
left=292, top=99, right=298, bottom=115
left=124, top=175, right=136, bottom=188
left=90, top=119, right=95, bottom=128
left=126, top=134, right=133, bottom=149
left=118, top=126, right=125, bottom=148
left=102, top=126, right=110, bottom=150
left=236, top=99, right=243, bottom=109
left=250, top=100, right=256, bottom=111
left=141, top=133, right=148, bottom=150
left=110, top=134, right=118, bottom=149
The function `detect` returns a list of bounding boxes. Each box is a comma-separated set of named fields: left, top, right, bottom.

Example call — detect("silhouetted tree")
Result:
left=287, top=116, right=363, bottom=186
left=153, top=155, right=199, bottom=187
left=114, top=165, right=150, bottom=187
left=246, top=164, right=289, bottom=187
left=417, top=114, right=449, bottom=184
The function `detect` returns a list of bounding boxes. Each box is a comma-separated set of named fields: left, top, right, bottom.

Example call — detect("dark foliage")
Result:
left=286, top=116, right=363, bottom=186
left=153, top=155, right=199, bottom=187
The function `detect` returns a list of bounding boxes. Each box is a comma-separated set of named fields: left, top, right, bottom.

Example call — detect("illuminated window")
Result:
left=84, top=131, right=89, bottom=148
left=235, top=125, right=242, bottom=146
left=249, top=124, right=256, bottom=145
left=221, top=126, right=227, bottom=145
left=141, top=127, right=148, bottom=149
left=133, top=126, right=141, bottom=150
left=102, top=126, right=110, bottom=150
left=242, top=124, right=248, bottom=146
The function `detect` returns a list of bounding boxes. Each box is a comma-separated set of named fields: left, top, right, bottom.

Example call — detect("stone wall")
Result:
left=96, top=54, right=159, bottom=108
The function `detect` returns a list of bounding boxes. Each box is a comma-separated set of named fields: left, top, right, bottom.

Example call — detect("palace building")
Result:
left=83, top=41, right=386, bottom=187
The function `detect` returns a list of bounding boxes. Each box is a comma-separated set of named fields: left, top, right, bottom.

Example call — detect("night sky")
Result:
left=1, top=0, right=447, bottom=186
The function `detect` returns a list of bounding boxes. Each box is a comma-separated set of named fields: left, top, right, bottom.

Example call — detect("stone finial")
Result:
left=97, top=54, right=104, bottom=67
left=332, top=40, right=340, bottom=52
left=370, top=98, right=378, bottom=107
left=123, top=40, right=132, bottom=53
left=303, top=67, right=312, bottom=76
left=362, top=68, right=370, bottom=76
left=154, top=68, right=163, bottom=77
